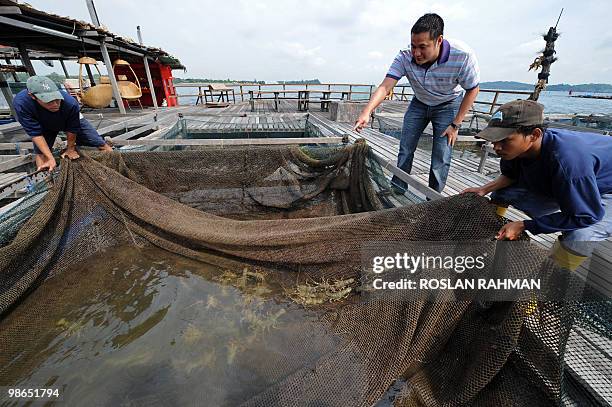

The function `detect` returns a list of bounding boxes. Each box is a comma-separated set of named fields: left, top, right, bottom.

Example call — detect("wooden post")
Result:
left=17, top=44, right=35, bottom=76
left=137, top=26, right=158, bottom=109
left=142, top=57, right=158, bottom=108
left=369, top=85, right=373, bottom=99
left=489, top=91, right=500, bottom=114
left=348, top=85, right=352, bottom=100
left=99, top=43, right=126, bottom=114
left=249, top=90, right=254, bottom=112
left=86, top=0, right=126, bottom=114
left=85, top=64, right=96, bottom=85
left=4, top=58, right=18, bottom=81
left=478, top=143, right=488, bottom=173
left=59, top=59, right=70, bottom=78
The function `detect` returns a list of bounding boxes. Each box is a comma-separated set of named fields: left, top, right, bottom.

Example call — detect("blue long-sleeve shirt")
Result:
left=500, top=128, right=612, bottom=234
left=13, top=89, right=81, bottom=139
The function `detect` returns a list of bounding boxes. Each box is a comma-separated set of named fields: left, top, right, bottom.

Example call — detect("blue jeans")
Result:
left=33, top=118, right=106, bottom=154
left=491, top=186, right=612, bottom=256
left=391, top=97, right=460, bottom=193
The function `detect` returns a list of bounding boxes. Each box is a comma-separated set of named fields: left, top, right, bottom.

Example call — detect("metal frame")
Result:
left=110, top=137, right=344, bottom=147
left=137, top=26, right=158, bottom=109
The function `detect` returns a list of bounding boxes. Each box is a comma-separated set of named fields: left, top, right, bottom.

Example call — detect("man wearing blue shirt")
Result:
left=354, top=13, right=480, bottom=193
left=463, top=100, right=612, bottom=267
left=13, top=76, right=112, bottom=172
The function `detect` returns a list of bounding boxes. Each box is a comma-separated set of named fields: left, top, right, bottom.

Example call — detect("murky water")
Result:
left=0, top=246, right=343, bottom=406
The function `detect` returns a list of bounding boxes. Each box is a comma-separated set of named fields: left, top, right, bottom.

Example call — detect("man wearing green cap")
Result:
left=463, top=99, right=612, bottom=268
left=13, top=76, right=112, bottom=172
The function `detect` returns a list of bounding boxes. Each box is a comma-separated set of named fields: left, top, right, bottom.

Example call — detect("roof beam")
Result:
left=0, top=6, right=22, bottom=15
left=0, top=16, right=148, bottom=58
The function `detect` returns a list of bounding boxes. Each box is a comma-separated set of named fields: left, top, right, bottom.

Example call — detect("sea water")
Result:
left=0, top=246, right=343, bottom=406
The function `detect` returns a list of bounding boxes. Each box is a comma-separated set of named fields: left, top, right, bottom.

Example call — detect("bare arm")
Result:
left=61, top=131, right=80, bottom=160
left=441, top=86, right=480, bottom=146
left=31, top=136, right=56, bottom=172
left=354, top=77, right=398, bottom=132
left=454, top=86, right=479, bottom=125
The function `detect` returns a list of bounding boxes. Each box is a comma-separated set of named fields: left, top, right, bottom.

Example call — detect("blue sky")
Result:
left=27, top=0, right=612, bottom=85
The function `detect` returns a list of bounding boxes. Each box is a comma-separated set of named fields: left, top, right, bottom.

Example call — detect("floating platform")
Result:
left=0, top=98, right=610, bottom=405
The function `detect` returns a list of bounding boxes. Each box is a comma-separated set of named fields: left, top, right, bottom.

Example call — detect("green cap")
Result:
left=476, top=99, right=544, bottom=142
left=26, top=76, right=63, bottom=103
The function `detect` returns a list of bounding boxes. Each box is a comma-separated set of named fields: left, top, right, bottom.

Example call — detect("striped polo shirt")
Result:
left=386, top=39, right=480, bottom=106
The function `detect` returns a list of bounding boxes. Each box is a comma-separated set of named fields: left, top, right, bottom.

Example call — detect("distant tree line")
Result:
left=480, top=81, right=612, bottom=93
left=173, top=78, right=266, bottom=84
left=276, top=79, right=321, bottom=85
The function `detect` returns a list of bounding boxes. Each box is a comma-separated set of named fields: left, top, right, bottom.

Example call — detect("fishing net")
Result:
left=0, top=143, right=608, bottom=406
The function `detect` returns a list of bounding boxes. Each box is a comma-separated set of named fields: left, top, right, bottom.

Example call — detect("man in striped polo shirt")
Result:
left=355, top=13, right=480, bottom=193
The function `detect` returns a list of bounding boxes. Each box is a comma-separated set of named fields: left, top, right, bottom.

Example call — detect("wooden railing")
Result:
left=173, top=83, right=376, bottom=102
left=173, top=82, right=533, bottom=115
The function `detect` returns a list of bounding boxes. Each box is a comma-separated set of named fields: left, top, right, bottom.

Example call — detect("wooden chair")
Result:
left=205, top=83, right=235, bottom=106
left=113, top=59, right=143, bottom=110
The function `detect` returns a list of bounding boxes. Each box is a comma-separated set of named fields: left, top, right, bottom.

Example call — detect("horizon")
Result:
left=38, top=71, right=612, bottom=87
left=24, top=1, right=612, bottom=85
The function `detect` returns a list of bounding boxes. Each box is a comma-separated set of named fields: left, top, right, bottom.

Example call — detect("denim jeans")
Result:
left=491, top=186, right=612, bottom=256
left=391, top=97, right=460, bottom=193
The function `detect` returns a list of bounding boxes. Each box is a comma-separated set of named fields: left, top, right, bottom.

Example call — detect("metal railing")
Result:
left=173, top=83, right=377, bottom=102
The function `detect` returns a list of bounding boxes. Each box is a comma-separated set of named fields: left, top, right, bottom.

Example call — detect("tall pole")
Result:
left=137, top=25, right=158, bottom=109
left=528, top=8, right=563, bottom=101
left=85, top=0, right=126, bottom=114
left=59, top=60, right=69, bottom=78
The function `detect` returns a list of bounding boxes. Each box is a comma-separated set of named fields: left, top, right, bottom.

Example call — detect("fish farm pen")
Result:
left=0, top=2, right=611, bottom=407
left=0, top=97, right=612, bottom=405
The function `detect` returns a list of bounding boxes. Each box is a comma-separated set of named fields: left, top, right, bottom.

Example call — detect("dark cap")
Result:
left=476, top=99, right=544, bottom=142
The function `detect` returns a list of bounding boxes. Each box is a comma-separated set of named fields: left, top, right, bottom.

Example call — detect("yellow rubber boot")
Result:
left=525, top=239, right=589, bottom=316
left=550, top=239, right=588, bottom=271
left=495, top=206, right=508, bottom=217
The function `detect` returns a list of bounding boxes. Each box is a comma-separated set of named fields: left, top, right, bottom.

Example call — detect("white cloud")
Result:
left=518, top=38, right=545, bottom=53
left=23, top=0, right=612, bottom=84
left=431, top=2, right=469, bottom=20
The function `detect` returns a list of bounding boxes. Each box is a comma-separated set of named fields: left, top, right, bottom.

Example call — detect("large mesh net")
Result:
left=0, top=143, right=608, bottom=406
